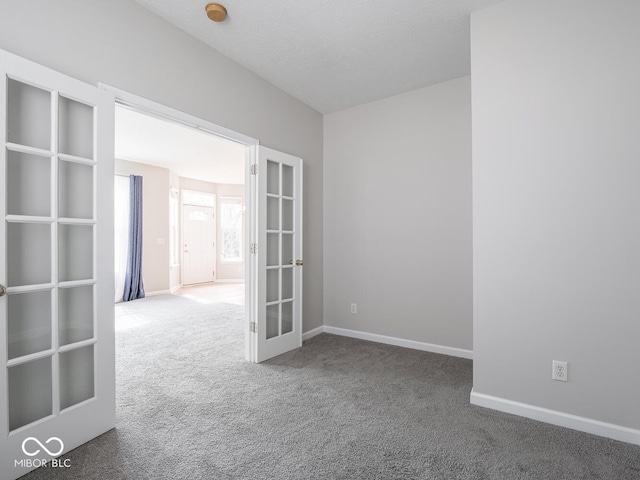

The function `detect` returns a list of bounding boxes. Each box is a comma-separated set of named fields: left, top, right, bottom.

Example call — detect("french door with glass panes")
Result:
left=0, top=50, right=115, bottom=478
left=255, top=147, right=303, bottom=362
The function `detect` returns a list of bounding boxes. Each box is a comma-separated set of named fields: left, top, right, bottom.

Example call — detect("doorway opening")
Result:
left=105, top=83, right=304, bottom=365
left=108, top=87, right=257, bottom=361
left=113, top=104, right=247, bottom=294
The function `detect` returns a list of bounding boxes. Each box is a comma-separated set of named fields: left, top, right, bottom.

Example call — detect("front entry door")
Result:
left=182, top=204, right=216, bottom=285
left=0, top=50, right=115, bottom=478
left=254, top=147, right=303, bottom=362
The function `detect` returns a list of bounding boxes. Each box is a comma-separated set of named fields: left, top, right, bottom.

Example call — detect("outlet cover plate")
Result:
left=552, top=360, right=568, bottom=382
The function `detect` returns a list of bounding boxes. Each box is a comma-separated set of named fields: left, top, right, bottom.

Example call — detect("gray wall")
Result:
left=0, top=0, right=323, bottom=332
left=472, top=0, right=640, bottom=430
left=324, top=77, right=472, bottom=350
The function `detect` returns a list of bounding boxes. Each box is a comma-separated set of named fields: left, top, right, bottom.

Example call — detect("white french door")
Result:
left=253, top=147, right=303, bottom=362
left=0, top=50, right=115, bottom=478
left=182, top=204, right=216, bottom=285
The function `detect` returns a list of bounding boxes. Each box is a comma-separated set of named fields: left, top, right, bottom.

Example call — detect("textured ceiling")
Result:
left=115, top=106, right=246, bottom=184
left=130, top=0, right=505, bottom=114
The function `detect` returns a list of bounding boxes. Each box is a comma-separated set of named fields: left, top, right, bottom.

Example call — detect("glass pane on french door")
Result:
left=265, top=159, right=297, bottom=339
left=3, top=77, right=97, bottom=434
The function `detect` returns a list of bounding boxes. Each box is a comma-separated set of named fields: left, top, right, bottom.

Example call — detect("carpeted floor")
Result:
left=21, top=295, right=640, bottom=479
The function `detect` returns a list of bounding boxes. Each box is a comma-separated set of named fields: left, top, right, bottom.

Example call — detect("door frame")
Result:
left=101, top=84, right=259, bottom=362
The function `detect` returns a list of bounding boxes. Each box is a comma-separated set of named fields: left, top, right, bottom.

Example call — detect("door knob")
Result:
left=296, top=259, right=303, bottom=266
left=0, top=284, right=6, bottom=297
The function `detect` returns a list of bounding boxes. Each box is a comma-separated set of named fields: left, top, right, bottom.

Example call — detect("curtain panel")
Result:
left=123, top=175, right=145, bottom=301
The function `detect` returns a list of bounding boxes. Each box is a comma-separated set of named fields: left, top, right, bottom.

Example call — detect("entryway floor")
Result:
left=174, top=282, right=245, bottom=305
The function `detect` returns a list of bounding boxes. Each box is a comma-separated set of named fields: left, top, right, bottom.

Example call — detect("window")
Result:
left=114, top=175, right=131, bottom=302
left=183, top=190, right=215, bottom=207
left=169, top=187, right=179, bottom=266
left=220, top=197, right=244, bottom=263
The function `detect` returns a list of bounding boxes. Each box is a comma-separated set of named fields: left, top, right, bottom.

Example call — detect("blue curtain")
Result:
left=123, top=175, right=145, bottom=301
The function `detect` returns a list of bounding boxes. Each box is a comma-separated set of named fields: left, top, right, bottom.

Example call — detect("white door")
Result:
left=253, top=147, right=303, bottom=362
left=182, top=204, right=216, bottom=285
left=0, top=50, right=115, bottom=478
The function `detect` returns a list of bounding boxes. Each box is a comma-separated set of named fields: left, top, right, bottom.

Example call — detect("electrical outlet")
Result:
left=552, top=360, right=568, bottom=382
left=350, top=303, right=357, bottom=314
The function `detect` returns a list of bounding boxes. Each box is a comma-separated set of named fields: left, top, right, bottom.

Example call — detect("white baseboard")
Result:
left=302, top=326, right=325, bottom=341
left=322, top=325, right=473, bottom=359
left=216, top=279, right=244, bottom=283
left=170, top=284, right=182, bottom=294
left=470, top=389, right=640, bottom=446
left=145, top=290, right=171, bottom=297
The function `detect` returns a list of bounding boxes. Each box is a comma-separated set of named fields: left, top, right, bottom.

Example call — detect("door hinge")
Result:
left=250, top=243, right=257, bottom=254
left=251, top=164, right=258, bottom=175
left=250, top=322, right=257, bottom=333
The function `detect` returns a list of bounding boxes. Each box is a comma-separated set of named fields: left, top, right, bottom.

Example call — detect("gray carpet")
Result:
left=21, top=294, right=640, bottom=479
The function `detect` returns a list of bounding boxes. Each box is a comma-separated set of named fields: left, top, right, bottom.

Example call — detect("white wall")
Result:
left=472, top=0, right=640, bottom=437
left=115, top=160, right=170, bottom=295
left=324, top=77, right=472, bottom=352
left=0, top=0, right=323, bottom=331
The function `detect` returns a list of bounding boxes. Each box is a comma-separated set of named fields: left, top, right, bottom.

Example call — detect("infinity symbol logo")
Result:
left=21, top=437, right=64, bottom=457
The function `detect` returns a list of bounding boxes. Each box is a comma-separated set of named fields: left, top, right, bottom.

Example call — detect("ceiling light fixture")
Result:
left=205, top=3, right=227, bottom=22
